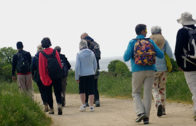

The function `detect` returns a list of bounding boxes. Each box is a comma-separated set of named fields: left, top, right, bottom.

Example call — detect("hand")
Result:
left=76, top=80, right=79, bottom=83
left=12, top=76, right=16, bottom=81
left=178, top=67, right=183, bottom=71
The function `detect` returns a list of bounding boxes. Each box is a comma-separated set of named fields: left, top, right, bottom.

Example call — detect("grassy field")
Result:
left=66, top=71, right=192, bottom=103
left=0, top=82, right=51, bottom=126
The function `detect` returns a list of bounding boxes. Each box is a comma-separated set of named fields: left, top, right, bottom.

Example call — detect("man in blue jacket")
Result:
left=123, top=24, right=163, bottom=124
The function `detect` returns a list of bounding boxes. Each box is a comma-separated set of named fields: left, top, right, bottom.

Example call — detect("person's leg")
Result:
left=94, top=78, right=100, bottom=107
left=53, top=79, right=63, bottom=115
left=132, top=71, right=146, bottom=122
left=184, top=71, right=196, bottom=120
left=61, top=77, right=67, bottom=106
left=79, top=76, right=86, bottom=111
left=45, top=85, right=54, bottom=114
left=159, top=72, right=167, bottom=115
left=143, top=71, right=154, bottom=118
left=152, top=72, right=162, bottom=108
left=25, top=74, right=33, bottom=98
left=17, top=75, right=26, bottom=93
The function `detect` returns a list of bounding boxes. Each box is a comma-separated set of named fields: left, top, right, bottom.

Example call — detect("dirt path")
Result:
left=34, top=94, right=196, bottom=126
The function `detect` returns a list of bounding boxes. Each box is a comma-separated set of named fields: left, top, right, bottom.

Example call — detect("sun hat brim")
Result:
left=177, top=18, right=196, bottom=25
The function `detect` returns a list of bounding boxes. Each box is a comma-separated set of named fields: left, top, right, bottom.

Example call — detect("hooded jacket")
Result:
left=39, top=48, right=62, bottom=86
left=75, top=48, right=97, bottom=80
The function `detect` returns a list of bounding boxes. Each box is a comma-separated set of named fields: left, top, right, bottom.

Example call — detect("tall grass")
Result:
left=66, top=71, right=192, bottom=102
left=0, top=82, right=51, bottom=126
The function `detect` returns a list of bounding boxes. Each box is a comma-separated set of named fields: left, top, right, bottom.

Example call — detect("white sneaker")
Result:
left=80, top=105, right=86, bottom=112
left=90, top=106, right=94, bottom=112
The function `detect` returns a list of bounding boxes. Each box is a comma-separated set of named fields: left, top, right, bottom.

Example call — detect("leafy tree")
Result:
left=0, top=47, right=17, bottom=81
left=108, top=60, right=130, bottom=76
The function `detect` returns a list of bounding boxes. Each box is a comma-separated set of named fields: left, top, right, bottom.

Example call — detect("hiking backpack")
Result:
left=134, top=38, right=156, bottom=65
left=16, top=51, right=30, bottom=73
left=182, top=27, right=196, bottom=67
left=41, top=50, right=63, bottom=80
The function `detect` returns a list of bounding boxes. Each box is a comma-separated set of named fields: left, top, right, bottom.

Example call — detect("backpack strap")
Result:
left=41, top=51, right=49, bottom=59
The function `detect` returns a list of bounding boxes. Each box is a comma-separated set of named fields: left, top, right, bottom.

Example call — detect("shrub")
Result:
left=170, top=58, right=179, bottom=72
left=108, top=60, right=130, bottom=76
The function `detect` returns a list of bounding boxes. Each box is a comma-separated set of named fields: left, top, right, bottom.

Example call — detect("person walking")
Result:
left=54, top=46, right=71, bottom=107
left=123, top=24, right=163, bottom=124
left=12, top=41, right=33, bottom=98
left=150, top=26, right=173, bottom=117
left=175, top=12, right=196, bottom=121
left=81, top=33, right=101, bottom=107
left=31, top=45, right=49, bottom=112
left=75, top=39, right=97, bottom=112
left=39, top=37, right=63, bottom=115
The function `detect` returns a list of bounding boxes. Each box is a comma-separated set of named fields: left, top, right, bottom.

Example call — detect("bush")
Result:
left=0, top=82, right=51, bottom=126
left=108, top=60, right=130, bottom=76
left=171, top=58, right=179, bottom=72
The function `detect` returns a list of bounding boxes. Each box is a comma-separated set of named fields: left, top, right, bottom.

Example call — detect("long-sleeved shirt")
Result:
left=123, top=35, right=164, bottom=72
left=75, top=48, right=97, bottom=80
left=12, top=50, right=32, bottom=75
left=155, top=40, right=173, bottom=72
left=39, top=48, right=62, bottom=86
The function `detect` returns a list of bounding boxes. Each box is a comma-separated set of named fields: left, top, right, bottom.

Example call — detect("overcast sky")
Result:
left=0, top=0, right=195, bottom=61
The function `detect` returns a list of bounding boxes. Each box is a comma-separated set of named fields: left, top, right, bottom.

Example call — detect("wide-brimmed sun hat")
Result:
left=177, top=12, right=196, bottom=25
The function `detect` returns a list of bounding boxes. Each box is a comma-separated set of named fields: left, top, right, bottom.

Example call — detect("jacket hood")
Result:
left=150, top=34, right=165, bottom=49
left=79, top=48, right=93, bottom=57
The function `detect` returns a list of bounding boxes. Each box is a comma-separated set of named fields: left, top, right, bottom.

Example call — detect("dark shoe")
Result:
left=162, top=107, right=166, bottom=115
left=58, top=104, right=63, bottom=115
left=58, top=108, right=62, bottom=115
left=49, top=108, right=54, bottom=114
left=136, top=113, right=146, bottom=123
left=143, top=117, right=149, bottom=125
left=95, top=100, right=100, bottom=107
left=157, top=104, right=163, bottom=117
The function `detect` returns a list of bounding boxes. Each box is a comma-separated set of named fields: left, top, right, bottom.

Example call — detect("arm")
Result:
left=123, top=40, right=134, bottom=62
left=12, top=54, right=17, bottom=76
left=165, top=40, right=173, bottom=58
left=93, top=53, right=97, bottom=72
left=75, top=54, right=80, bottom=80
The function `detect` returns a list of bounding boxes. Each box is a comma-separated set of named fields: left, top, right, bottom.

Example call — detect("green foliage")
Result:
left=66, top=71, right=192, bottom=102
left=0, top=47, right=17, bottom=81
left=108, top=60, right=130, bottom=76
left=0, top=82, right=51, bottom=126
left=170, top=58, right=179, bottom=72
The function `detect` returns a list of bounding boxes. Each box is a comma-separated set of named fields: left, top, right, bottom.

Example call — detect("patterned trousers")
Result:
left=152, top=72, right=167, bottom=108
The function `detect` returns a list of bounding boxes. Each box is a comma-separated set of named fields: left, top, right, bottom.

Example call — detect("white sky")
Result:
left=0, top=0, right=195, bottom=61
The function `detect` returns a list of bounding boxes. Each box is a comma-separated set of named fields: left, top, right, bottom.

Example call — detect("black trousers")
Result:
left=46, top=79, right=62, bottom=109
left=85, top=78, right=100, bottom=103
left=36, top=80, right=48, bottom=105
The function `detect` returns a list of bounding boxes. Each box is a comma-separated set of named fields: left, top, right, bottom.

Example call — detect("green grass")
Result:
left=66, top=71, right=192, bottom=102
left=0, top=82, right=51, bottom=126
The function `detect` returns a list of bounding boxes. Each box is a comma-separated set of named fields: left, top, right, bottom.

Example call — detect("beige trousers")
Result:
left=17, top=74, right=33, bottom=98
left=184, top=71, right=196, bottom=113
left=132, top=71, right=154, bottom=117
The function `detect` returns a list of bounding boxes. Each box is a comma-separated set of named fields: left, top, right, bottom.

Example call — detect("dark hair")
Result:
left=16, top=41, right=23, bottom=49
left=135, top=24, right=146, bottom=35
left=41, top=37, right=52, bottom=48
left=54, top=46, right=61, bottom=53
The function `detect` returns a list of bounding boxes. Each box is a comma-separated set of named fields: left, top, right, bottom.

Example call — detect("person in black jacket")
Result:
left=81, top=33, right=101, bottom=107
left=31, top=45, right=49, bottom=112
left=54, top=46, right=71, bottom=107
left=12, top=41, right=33, bottom=98
left=175, top=12, right=196, bottom=121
